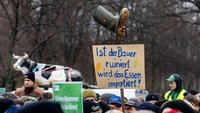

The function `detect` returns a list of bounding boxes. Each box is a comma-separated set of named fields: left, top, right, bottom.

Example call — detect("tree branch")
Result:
left=0, top=1, right=14, bottom=30
left=28, top=28, right=62, bottom=57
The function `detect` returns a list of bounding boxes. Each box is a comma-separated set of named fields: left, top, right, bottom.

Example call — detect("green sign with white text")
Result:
left=53, top=82, right=83, bottom=113
left=0, top=87, right=5, bottom=94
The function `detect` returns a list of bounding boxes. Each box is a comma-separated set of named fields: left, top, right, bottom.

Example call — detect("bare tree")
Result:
left=0, top=0, right=200, bottom=94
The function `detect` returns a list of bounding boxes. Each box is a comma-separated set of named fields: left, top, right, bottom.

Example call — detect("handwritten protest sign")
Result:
left=92, top=44, right=145, bottom=89
left=53, top=82, right=83, bottom=113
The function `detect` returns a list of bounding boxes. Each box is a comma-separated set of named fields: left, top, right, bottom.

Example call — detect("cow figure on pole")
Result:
left=13, top=53, right=82, bottom=86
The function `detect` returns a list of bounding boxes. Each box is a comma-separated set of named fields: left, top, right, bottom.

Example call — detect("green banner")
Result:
left=53, top=82, right=83, bottom=113
left=0, top=87, right=5, bottom=94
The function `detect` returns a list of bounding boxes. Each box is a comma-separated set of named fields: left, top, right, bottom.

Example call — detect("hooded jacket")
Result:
left=164, top=74, right=186, bottom=100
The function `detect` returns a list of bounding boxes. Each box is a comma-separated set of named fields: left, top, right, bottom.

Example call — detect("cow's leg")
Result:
left=69, top=69, right=83, bottom=81
left=49, top=79, right=58, bottom=86
left=35, top=71, right=50, bottom=86
left=64, top=70, right=70, bottom=81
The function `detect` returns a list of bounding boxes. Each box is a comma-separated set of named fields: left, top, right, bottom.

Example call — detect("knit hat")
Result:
left=162, top=108, right=182, bottom=113
left=17, top=101, right=63, bottom=113
left=146, top=94, right=159, bottom=101
left=99, top=93, right=115, bottom=104
left=83, top=89, right=97, bottom=101
left=0, top=98, right=16, bottom=113
left=125, top=98, right=141, bottom=107
left=25, top=72, right=35, bottom=82
left=137, top=102, right=161, bottom=113
left=109, top=95, right=122, bottom=105
left=161, top=100, right=196, bottom=113
left=187, top=89, right=198, bottom=95
left=83, top=100, right=101, bottom=113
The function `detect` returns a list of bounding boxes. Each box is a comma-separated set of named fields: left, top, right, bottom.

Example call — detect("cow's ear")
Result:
left=23, top=52, right=29, bottom=59
left=13, top=54, right=20, bottom=59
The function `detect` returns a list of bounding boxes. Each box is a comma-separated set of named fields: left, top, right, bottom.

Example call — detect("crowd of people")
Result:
left=0, top=73, right=200, bottom=113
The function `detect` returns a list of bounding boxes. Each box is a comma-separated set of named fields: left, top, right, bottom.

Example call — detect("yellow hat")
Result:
left=83, top=89, right=97, bottom=101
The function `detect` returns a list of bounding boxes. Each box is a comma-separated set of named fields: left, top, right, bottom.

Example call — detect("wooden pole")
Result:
left=116, top=25, right=128, bottom=113
left=120, top=89, right=125, bottom=113
left=116, top=34, right=126, bottom=113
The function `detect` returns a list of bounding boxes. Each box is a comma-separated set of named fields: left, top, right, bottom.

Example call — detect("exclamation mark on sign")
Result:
left=138, top=79, right=141, bottom=87
left=138, top=73, right=141, bottom=87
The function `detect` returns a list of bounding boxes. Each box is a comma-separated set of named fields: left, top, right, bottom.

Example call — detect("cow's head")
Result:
left=13, top=53, right=30, bottom=74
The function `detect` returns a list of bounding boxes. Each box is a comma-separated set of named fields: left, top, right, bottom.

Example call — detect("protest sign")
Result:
left=92, top=44, right=145, bottom=89
left=53, top=82, right=83, bottom=113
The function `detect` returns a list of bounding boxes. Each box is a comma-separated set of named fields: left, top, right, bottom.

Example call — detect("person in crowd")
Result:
left=195, top=93, right=200, bottom=101
left=154, top=100, right=167, bottom=108
left=4, top=104, right=22, bottom=113
left=186, top=89, right=198, bottom=96
left=195, top=93, right=200, bottom=112
left=83, top=89, right=97, bottom=101
left=105, top=109, right=123, bottom=113
left=161, top=100, right=196, bottom=113
left=137, top=96, right=145, bottom=103
left=108, top=95, right=122, bottom=111
left=1, top=92, right=18, bottom=100
left=17, top=101, right=63, bottom=113
left=41, top=92, right=53, bottom=101
left=14, top=98, right=25, bottom=106
left=15, top=72, right=44, bottom=99
left=134, top=110, right=155, bottom=113
left=13, top=95, right=38, bottom=107
left=183, top=94, right=199, bottom=112
left=97, top=93, right=116, bottom=112
left=137, top=102, right=161, bottom=113
left=125, top=98, right=141, bottom=113
left=96, top=93, right=101, bottom=101
left=145, top=94, right=159, bottom=104
left=98, top=100, right=110, bottom=113
left=0, top=97, right=21, bottom=113
left=164, top=74, right=186, bottom=101
left=83, top=100, right=102, bottom=113
left=99, top=93, right=116, bottom=104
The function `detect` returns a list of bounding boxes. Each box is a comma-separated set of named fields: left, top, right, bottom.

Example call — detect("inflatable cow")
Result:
left=13, top=53, right=82, bottom=86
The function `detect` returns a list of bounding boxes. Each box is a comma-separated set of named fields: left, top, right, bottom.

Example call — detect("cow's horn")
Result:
left=23, top=52, right=29, bottom=59
left=13, top=54, right=20, bottom=59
